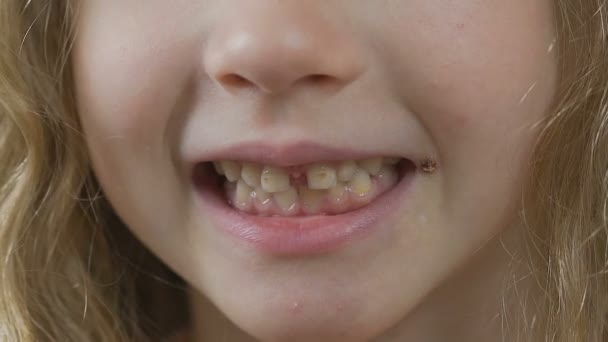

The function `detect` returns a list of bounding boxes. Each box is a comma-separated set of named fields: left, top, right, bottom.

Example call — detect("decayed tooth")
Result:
left=337, top=160, right=357, bottom=182
left=299, top=187, right=326, bottom=213
left=213, top=162, right=225, bottom=175
left=348, top=169, right=372, bottom=196
left=306, top=164, right=337, bottom=190
left=222, top=161, right=241, bottom=182
left=241, top=162, right=262, bottom=188
left=384, top=157, right=401, bottom=165
left=328, top=182, right=347, bottom=204
left=358, top=158, right=383, bottom=176
left=273, top=187, right=298, bottom=213
left=261, top=166, right=291, bottom=193
left=235, top=179, right=253, bottom=207
left=253, top=186, right=271, bottom=204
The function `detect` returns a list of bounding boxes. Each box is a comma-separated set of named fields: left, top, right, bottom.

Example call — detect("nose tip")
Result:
left=203, top=8, right=366, bottom=95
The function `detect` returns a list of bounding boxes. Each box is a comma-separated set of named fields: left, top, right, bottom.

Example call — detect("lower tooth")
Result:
left=348, top=169, right=372, bottom=196
left=299, top=187, right=325, bottom=213
left=328, top=182, right=347, bottom=204
left=253, top=186, right=271, bottom=204
left=273, top=187, right=298, bottom=214
left=235, top=180, right=253, bottom=209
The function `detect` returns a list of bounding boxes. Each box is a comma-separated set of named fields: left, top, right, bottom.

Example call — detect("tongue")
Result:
left=224, top=166, right=403, bottom=216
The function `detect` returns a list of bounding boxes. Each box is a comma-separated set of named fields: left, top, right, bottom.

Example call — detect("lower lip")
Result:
left=192, top=165, right=417, bottom=257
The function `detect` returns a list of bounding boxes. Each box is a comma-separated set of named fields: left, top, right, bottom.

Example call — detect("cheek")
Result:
left=375, top=1, right=557, bottom=235
left=72, top=5, right=201, bottom=155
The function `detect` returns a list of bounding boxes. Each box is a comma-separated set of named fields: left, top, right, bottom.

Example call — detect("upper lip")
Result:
left=185, top=140, right=412, bottom=167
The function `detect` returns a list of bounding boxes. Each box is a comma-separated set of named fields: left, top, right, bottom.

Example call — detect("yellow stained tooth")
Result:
left=273, top=187, right=298, bottom=213
left=222, top=161, right=241, bottom=182
left=306, top=164, right=338, bottom=190
left=241, top=162, right=262, bottom=187
left=349, top=169, right=372, bottom=196
left=261, top=166, right=291, bottom=193
left=253, top=186, right=271, bottom=204
left=235, top=179, right=253, bottom=206
left=213, top=162, right=225, bottom=175
left=299, top=187, right=326, bottom=213
left=337, top=160, right=357, bottom=182
left=358, top=158, right=383, bottom=176
left=328, top=182, right=347, bottom=204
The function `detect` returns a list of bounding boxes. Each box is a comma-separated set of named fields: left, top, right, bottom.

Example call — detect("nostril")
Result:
left=307, top=74, right=332, bottom=83
left=298, top=74, right=334, bottom=86
left=219, top=74, right=253, bottom=88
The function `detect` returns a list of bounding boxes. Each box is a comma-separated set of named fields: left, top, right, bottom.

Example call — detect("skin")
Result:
left=72, top=1, right=557, bottom=341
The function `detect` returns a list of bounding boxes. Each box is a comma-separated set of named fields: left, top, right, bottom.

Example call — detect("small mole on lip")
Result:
left=420, top=159, right=437, bottom=173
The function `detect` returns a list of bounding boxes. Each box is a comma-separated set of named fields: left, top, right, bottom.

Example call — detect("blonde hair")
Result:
left=0, top=0, right=606, bottom=341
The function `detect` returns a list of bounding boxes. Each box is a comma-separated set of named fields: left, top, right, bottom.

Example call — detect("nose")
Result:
left=203, top=3, right=366, bottom=95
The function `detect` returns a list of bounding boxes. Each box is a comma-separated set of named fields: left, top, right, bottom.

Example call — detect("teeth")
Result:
left=328, top=182, right=347, bottom=204
left=218, top=157, right=401, bottom=210
left=348, top=169, right=372, bottom=196
left=222, top=161, right=241, bottom=182
left=358, top=158, right=383, bottom=176
left=235, top=179, right=253, bottom=209
left=261, top=166, right=291, bottom=193
left=306, top=164, right=337, bottom=190
left=299, top=187, right=325, bottom=213
left=337, top=160, right=357, bottom=182
left=213, top=162, right=225, bottom=175
left=273, top=187, right=298, bottom=214
left=252, top=186, right=271, bottom=204
left=241, top=162, right=262, bottom=188
left=377, top=166, right=398, bottom=186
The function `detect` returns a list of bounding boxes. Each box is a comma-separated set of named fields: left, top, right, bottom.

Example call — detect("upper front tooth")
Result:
left=358, top=158, right=383, bottom=176
left=241, top=162, right=262, bottom=187
left=222, top=161, right=241, bottom=182
left=337, top=160, right=357, bottom=182
left=306, top=164, right=337, bottom=190
left=261, top=166, right=291, bottom=193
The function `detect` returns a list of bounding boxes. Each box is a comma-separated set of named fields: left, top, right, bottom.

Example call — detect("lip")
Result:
left=190, top=150, right=418, bottom=257
left=184, top=140, right=418, bottom=167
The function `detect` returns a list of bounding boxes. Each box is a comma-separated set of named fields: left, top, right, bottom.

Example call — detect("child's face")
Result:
left=73, top=1, right=557, bottom=340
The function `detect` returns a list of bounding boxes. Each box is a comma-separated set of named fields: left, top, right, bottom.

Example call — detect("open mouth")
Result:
left=194, top=157, right=416, bottom=217
left=190, top=150, right=419, bottom=256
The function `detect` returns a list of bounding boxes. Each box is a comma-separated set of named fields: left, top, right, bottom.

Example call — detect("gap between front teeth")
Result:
left=214, top=158, right=402, bottom=216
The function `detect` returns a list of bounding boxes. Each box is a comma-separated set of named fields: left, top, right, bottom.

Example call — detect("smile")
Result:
left=190, top=142, right=420, bottom=257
